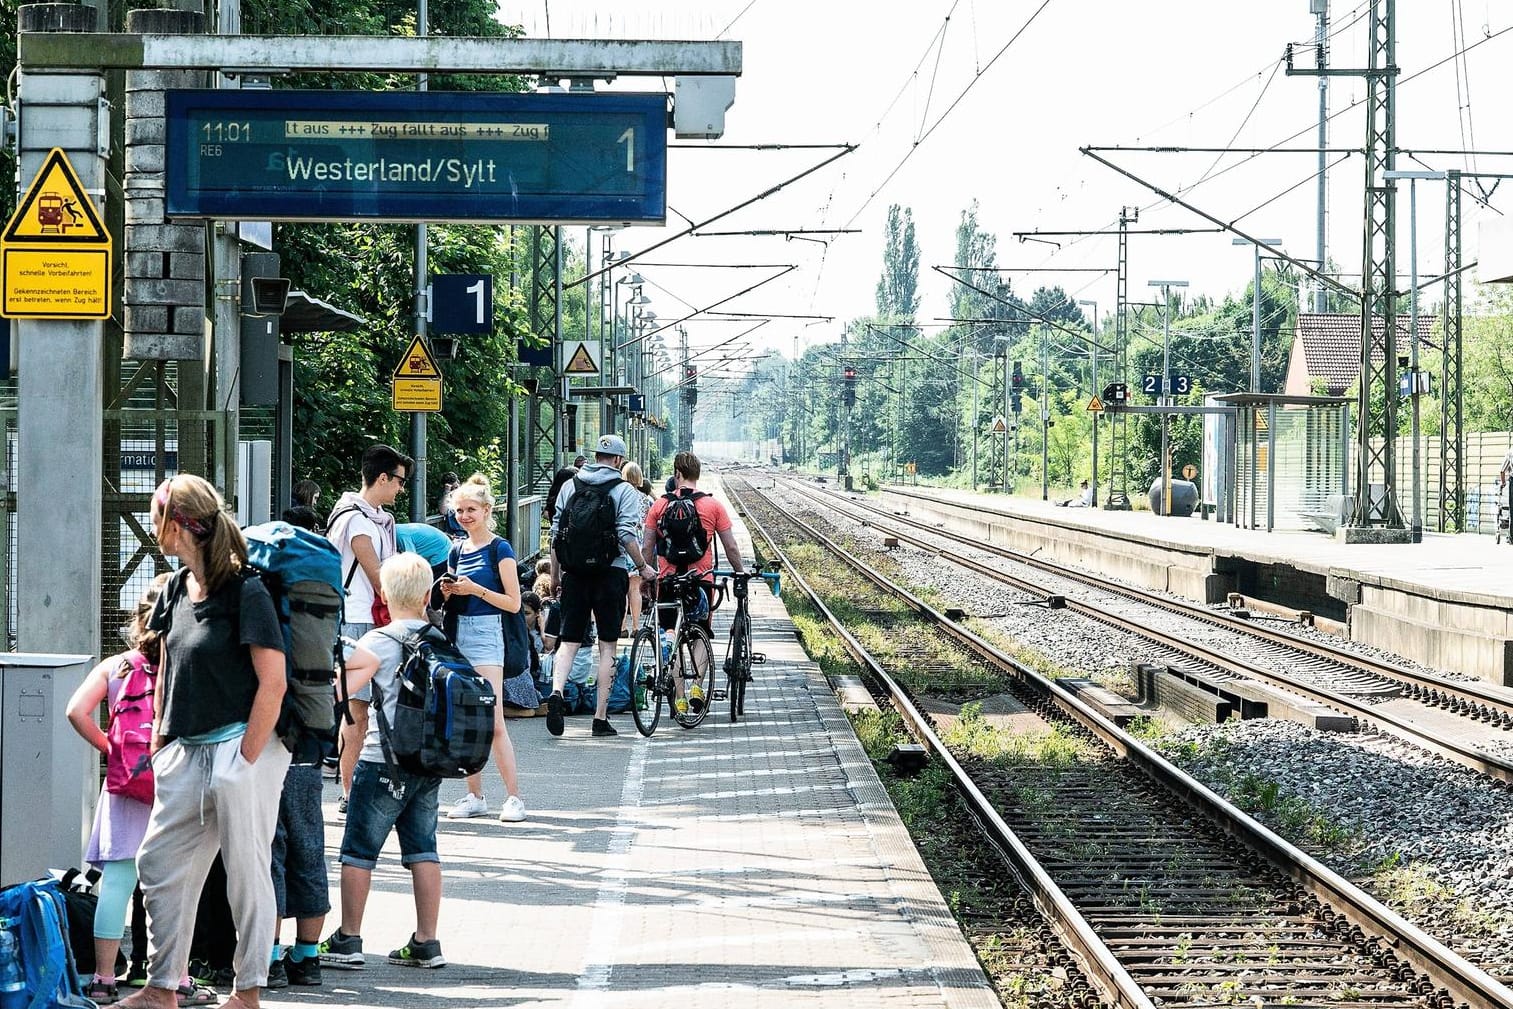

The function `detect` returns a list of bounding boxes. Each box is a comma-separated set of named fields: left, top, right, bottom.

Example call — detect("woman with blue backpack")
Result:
left=440, top=474, right=531, bottom=824
left=118, top=475, right=291, bottom=1009
left=63, top=573, right=215, bottom=1006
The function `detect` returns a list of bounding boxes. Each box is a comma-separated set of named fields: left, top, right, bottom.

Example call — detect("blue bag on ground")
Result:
left=0, top=878, right=95, bottom=1009
left=580, top=655, right=633, bottom=715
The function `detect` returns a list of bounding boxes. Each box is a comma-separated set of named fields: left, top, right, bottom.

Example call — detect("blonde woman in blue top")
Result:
left=441, top=474, right=526, bottom=824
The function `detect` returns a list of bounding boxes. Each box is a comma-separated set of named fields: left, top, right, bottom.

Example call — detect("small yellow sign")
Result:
left=563, top=342, right=599, bottom=375
left=1087, top=395, right=1104, bottom=413
left=3, top=149, right=109, bottom=243
left=989, top=415, right=1008, bottom=434
left=392, top=377, right=443, bottom=412
left=1, top=148, right=113, bottom=320
left=1182, top=463, right=1198, bottom=480
left=393, top=335, right=441, bottom=379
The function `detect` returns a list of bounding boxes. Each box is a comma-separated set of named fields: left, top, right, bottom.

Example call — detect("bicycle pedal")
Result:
left=750, top=653, right=767, bottom=664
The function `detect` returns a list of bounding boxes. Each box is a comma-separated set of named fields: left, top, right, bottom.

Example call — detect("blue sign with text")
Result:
left=430, top=274, right=492, bottom=334
left=165, top=90, right=667, bottom=224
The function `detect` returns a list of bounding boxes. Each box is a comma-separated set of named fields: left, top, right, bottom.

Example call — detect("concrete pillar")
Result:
left=15, top=3, right=106, bottom=658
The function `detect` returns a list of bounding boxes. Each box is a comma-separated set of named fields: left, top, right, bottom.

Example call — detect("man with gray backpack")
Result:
left=546, top=434, right=658, bottom=738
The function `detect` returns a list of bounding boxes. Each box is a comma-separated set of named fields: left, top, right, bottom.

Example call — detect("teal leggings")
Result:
left=94, top=858, right=137, bottom=941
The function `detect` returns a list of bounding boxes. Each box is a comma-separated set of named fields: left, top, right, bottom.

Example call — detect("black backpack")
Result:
left=371, top=625, right=497, bottom=779
left=554, top=476, right=623, bottom=574
left=657, top=490, right=710, bottom=569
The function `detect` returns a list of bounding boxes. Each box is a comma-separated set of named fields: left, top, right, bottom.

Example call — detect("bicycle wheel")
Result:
left=674, top=624, right=716, bottom=729
left=728, top=609, right=751, bottom=723
left=628, top=625, right=662, bottom=737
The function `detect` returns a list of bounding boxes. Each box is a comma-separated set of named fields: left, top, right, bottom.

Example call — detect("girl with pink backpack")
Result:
left=65, top=574, right=213, bottom=1007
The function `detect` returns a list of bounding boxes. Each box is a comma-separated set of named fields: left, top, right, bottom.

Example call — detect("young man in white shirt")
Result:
left=326, top=444, right=411, bottom=809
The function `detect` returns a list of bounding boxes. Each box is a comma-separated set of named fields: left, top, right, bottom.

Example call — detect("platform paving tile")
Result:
left=265, top=477, right=997, bottom=1009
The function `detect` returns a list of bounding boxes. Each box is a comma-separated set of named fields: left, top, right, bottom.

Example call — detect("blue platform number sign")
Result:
left=1171, top=374, right=1192, bottom=395
left=1143, top=374, right=1191, bottom=396
left=1142, top=373, right=1161, bottom=396
left=430, top=274, right=491, bottom=334
left=629, top=393, right=646, bottom=414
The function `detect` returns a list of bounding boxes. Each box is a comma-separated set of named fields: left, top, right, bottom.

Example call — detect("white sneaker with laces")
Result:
left=498, top=795, right=527, bottom=823
left=448, top=792, right=488, bottom=819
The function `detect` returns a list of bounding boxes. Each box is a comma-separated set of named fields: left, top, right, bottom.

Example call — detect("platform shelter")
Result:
left=1213, top=393, right=1352, bottom=533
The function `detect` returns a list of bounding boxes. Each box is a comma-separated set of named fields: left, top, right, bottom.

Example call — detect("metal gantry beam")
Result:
left=19, top=34, right=743, bottom=76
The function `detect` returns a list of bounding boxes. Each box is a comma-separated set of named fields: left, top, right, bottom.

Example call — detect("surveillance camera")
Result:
left=250, top=277, right=291, bottom=316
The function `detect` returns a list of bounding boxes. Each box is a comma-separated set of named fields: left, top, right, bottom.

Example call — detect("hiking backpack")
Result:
left=243, top=521, right=347, bottom=755
left=553, top=476, right=623, bottom=574
left=104, top=652, right=156, bottom=805
left=0, top=879, right=94, bottom=1009
left=657, top=490, right=710, bottom=569
left=372, top=625, right=496, bottom=779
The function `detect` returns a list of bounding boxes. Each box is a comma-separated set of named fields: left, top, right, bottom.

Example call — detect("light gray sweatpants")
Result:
left=137, top=733, right=291, bottom=992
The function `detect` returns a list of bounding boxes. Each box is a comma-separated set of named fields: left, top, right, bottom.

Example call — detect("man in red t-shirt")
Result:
left=643, top=452, right=745, bottom=714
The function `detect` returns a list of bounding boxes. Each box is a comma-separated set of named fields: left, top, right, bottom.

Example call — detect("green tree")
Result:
left=875, top=204, right=920, bottom=321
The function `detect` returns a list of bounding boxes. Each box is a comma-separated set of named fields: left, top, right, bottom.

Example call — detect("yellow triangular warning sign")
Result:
left=564, top=342, right=598, bottom=375
left=2, top=149, right=109, bottom=244
left=989, top=415, right=1008, bottom=434
left=1087, top=396, right=1104, bottom=412
left=393, top=335, right=441, bottom=379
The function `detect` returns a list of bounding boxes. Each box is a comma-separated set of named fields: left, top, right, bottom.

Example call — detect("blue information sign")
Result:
left=165, top=90, right=667, bottom=224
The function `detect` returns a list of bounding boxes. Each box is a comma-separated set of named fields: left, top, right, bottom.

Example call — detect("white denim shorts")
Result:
left=454, top=613, right=505, bottom=668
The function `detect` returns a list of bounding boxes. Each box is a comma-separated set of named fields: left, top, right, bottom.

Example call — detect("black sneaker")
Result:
left=263, top=959, right=288, bottom=990
left=123, top=962, right=149, bottom=988
left=546, top=692, right=565, bottom=737
left=318, top=928, right=364, bottom=969
left=284, top=952, right=322, bottom=987
left=388, top=934, right=445, bottom=969
left=591, top=718, right=618, bottom=737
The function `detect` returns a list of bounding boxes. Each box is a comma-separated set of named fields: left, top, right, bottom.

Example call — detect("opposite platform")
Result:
left=265, top=475, right=998, bottom=1009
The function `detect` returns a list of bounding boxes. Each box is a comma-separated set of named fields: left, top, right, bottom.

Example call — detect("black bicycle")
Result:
left=712, top=562, right=782, bottom=723
left=627, top=572, right=717, bottom=736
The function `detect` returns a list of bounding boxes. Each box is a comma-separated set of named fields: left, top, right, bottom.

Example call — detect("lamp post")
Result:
left=1230, top=237, right=1283, bottom=392
left=1383, top=169, right=1444, bottom=542
left=1078, top=299, right=1099, bottom=507
left=1149, top=280, right=1188, bottom=518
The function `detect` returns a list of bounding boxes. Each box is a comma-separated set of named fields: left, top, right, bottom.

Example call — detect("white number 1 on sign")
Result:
left=465, top=279, right=485, bottom=326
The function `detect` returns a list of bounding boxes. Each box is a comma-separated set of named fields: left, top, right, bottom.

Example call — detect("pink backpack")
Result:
left=105, top=651, right=156, bottom=805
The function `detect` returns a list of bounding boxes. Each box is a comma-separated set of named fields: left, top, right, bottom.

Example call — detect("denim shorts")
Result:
left=342, top=622, right=375, bottom=703
left=272, top=763, right=330, bottom=919
left=454, top=613, right=504, bottom=668
left=339, top=760, right=441, bottom=870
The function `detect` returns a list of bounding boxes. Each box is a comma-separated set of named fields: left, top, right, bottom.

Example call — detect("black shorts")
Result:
left=656, top=579, right=713, bottom=636
left=560, top=567, right=630, bottom=644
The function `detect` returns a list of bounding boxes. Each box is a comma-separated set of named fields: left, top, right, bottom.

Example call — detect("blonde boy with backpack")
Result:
left=319, top=553, right=448, bottom=971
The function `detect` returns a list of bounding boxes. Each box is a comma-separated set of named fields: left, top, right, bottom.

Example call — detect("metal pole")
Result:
left=1251, top=244, right=1262, bottom=393
left=409, top=0, right=429, bottom=522
left=1161, top=294, right=1171, bottom=517
left=1408, top=177, right=1421, bottom=540
left=970, top=350, right=979, bottom=491
left=1003, top=347, right=1012, bottom=492
left=1040, top=328, right=1049, bottom=501
left=1315, top=0, right=1330, bottom=313
left=1080, top=300, right=1099, bottom=507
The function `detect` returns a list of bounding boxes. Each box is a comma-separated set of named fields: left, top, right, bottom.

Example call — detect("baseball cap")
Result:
left=595, top=434, right=628, bottom=457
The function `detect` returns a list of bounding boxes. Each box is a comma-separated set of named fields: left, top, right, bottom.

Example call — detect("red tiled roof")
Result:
left=1293, top=313, right=1437, bottom=396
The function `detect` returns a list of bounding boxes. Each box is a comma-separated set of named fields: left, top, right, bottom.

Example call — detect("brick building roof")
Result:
left=1291, top=313, right=1437, bottom=396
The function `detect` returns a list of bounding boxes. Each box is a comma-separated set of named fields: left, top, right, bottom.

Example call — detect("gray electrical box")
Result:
left=1, top=654, right=95, bottom=884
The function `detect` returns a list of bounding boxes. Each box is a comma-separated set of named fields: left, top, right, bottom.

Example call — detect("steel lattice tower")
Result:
left=1106, top=208, right=1135, bottom=509
left=1439, top=170, right=1464, bottom=531
left=1352, top=0, right=1404, bottom=531
left=526, top=225, right=562, bottom=494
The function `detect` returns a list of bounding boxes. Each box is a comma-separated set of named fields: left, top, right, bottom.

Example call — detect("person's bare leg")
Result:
left=339, top=701, right=369, bottom=797
left=410, top=862, right=442, bottom=943
left=339, top=864, right=373, bottom=938
left=593, top=640, right=618, bottom=720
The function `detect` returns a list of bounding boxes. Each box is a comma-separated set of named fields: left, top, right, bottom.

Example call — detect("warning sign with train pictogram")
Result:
left=391, top=335, right=443, bottom=412
left=1, top=148, right=114, bottom=319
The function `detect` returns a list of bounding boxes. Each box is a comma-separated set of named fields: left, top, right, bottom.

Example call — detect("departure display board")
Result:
left=165, top=90, right=667, bottom=224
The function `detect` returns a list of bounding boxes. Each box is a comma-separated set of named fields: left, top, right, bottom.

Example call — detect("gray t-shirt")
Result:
left=355, top=618, right=431, bottom=764
left=149, top=570, right=283, bottom=741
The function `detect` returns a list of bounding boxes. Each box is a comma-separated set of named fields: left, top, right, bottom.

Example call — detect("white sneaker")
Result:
left=498, top=795, right=527, bottom=823
left=448, top=792, right=488, bottom=819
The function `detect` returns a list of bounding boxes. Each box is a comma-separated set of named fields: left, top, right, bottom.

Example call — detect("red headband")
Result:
left=154, top=482, right=211, bottom=539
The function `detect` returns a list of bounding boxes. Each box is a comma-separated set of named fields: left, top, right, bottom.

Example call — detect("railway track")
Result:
left=726, top=474, right=1513, bottom=1009
left=774, top=476, right=1513, bottom=785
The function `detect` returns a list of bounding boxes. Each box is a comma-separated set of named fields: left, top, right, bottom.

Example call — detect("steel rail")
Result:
left=724, top=479, right=1154, bottom=1009
left=811, top=482, right=1513, bottom=784
left=731, top=475, right=1513, bottom=1009
left=877, top=484, right=1513, bottom=720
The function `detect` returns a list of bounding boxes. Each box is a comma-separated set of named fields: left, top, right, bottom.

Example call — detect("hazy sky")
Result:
left=504, top=0, right=1513, bottom=359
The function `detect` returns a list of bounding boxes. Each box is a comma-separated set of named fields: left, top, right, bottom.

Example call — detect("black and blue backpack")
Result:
left=243, top=521, right=348, bottom=756
left=0, top=878, right=94, bottom=1009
